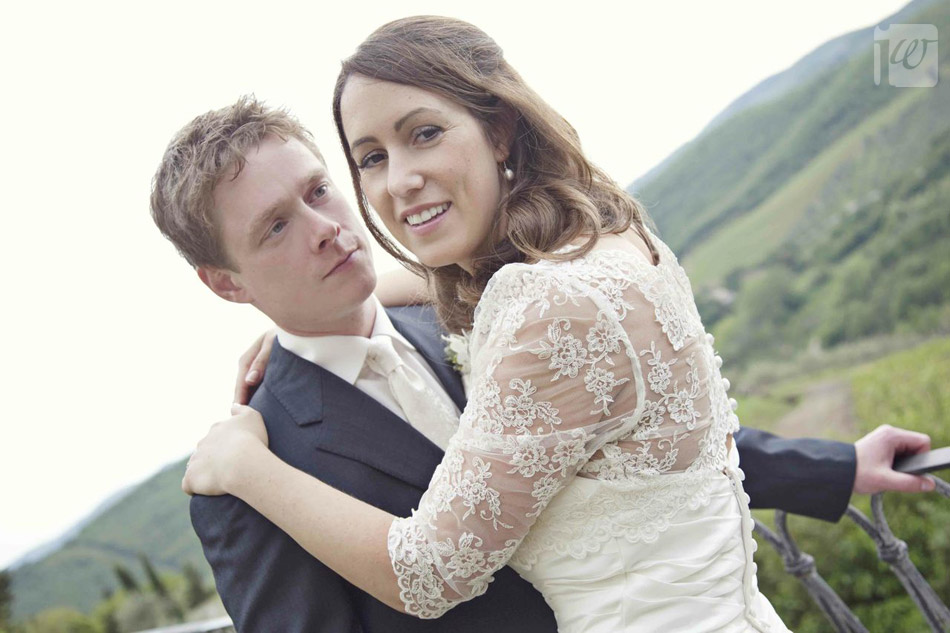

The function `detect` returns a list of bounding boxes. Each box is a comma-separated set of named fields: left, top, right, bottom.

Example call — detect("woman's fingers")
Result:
left=233, top=330, right=277, bottom=404
left=247, top=333, right=275, bottom=383
left=180, top=419, right=244, bottom=497
left=182, top=458, right=194, bottom=495
left=182, top=453, right=203, bottom=496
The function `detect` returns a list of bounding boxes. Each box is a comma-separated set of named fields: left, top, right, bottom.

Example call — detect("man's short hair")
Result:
left=150, top=96, right=325, bottom=270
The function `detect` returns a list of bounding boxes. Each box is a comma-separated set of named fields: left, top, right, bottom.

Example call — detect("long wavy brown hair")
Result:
left=332, top=15, right=657, bottom=333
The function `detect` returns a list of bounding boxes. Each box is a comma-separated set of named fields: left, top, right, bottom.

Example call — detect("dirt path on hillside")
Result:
left=772, top=379, right=858, bottom=439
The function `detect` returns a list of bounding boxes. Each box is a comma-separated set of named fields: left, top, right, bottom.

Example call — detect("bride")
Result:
left=183, top=16, right=790, bottom=632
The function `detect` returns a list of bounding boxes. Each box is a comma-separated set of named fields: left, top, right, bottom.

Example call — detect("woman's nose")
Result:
left=386, top=153, right=425, bottom=199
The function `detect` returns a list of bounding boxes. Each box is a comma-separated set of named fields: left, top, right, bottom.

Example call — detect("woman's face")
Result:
left=340, top=75, right=508, bottom=270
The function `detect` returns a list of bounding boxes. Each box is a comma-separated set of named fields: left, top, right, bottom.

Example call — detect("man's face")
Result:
left=204, top=135, right=377, bottom=336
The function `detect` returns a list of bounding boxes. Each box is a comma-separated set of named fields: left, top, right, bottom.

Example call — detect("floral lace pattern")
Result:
left=388, top=239, right=742, bottom=619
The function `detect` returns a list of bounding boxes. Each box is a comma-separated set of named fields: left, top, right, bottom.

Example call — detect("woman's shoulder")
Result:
left=470, top=255, right=615, bottom=341
left=478, top=256, right=592, bottom=309
left=472, top=261, right=563, bottom=331
left=471, top=229, right=686, bottom=334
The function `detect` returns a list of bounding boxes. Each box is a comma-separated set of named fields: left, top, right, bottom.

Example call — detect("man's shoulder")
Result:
left=386, top=304, right=448, bottom=350
left=244, top=341, right=322, bottom=426
left=386, top=303, right=441, bottom=329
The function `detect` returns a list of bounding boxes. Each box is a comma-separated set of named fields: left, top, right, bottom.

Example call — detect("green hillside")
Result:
left=636, top=45, right=898, bottom=257
left=637, top=0, right=948, bottom=262
left=9, top=460, right=211, bottom=620
left=693, top=0, right=940, bottom=139
left=633, top=0, right=950, bottom=373
left=709, top=118, right=950, bottom=372
left=681, top=83, right=935, bottom=288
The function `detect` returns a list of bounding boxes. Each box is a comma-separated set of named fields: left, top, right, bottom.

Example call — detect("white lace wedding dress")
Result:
left=388, top=234, right=791, bottom=632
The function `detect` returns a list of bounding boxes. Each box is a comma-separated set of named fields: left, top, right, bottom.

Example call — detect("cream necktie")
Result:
left=364, top=335, right=459, bottom=450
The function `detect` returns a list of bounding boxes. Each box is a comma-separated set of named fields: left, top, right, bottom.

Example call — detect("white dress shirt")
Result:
left=276, top=299, right=461, bottom=429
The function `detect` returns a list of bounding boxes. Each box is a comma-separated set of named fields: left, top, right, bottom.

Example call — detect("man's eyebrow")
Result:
left=349, top=107, right=439, bottom=152
left=248, top=202, right=283, bottom=243
left=247, top=169, right=327, bottom=242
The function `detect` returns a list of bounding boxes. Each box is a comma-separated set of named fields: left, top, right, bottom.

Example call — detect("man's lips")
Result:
left=324, top=247, right=357, bottom=278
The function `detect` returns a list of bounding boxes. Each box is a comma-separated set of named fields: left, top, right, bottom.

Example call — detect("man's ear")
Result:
left=197, top=266, right=252, bottom=304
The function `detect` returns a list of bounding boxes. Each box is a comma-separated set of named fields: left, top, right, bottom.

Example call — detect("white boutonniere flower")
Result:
left=443, top=330, right=472, bottom=376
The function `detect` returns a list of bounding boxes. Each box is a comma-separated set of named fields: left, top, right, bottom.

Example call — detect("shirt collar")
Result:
left=275, top=298, right=416, bottom=385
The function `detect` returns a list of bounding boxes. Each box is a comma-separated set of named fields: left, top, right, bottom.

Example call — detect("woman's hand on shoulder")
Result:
left=182, top=404, right=270, bottom=496
left=234, top=330, right=277, bottom=405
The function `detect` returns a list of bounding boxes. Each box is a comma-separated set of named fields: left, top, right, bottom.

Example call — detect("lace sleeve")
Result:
left=387, top=266, right=645, bottom=618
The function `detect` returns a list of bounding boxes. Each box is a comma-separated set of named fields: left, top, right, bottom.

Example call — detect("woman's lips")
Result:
left=406, top=203, right=451, bottom=236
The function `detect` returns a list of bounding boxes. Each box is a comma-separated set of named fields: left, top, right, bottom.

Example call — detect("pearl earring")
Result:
left=503, top=161, right=514, bottom=182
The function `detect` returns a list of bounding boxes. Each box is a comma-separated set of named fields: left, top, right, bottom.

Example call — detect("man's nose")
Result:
left=386, top=152, right=424, bottom=199
left=307, top=212, right=341, bottom=252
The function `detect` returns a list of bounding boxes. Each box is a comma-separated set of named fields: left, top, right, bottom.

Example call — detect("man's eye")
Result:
left=311, top=184, right=330, bottom=200
left=270, top=220, right=287, bottom=236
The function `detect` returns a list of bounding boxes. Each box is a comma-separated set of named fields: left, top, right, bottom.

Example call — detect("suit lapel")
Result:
left=315, top=368, right=446, bottom=490
left=387, top=306, right=467, bottom=411
left=264, top=340, right=444, bottom=491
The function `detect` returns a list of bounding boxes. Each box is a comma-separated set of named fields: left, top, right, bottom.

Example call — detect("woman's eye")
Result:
left=414, top=126, right=442, bottom=143
left=358, top=152, right=385, bottom=170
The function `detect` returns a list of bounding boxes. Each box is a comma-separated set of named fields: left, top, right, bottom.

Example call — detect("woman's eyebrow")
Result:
left=350, top=107, right=440, bottom=152
left=394, top=107, right=437, bottom=131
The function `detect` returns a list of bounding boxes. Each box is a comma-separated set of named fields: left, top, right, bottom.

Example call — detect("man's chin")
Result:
left=307, top=281, right=378, bottom=336
left=351, top=266, right=378, bottom=302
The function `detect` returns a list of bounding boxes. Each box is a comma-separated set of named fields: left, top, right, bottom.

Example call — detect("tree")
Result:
left=115, top=593, right=182, bottom=632
left=112, top=564, right=139, bottom=593
left=0, top=571, right=13, bottom=630
left=137, top=557, right=182, bottom=621
left=138, top=555, right=167, bottom=599
left=100, top=610, right=119, bottom=633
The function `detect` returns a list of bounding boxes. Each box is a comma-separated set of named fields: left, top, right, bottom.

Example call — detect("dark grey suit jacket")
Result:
left=191, top=305, right=855, bottom=632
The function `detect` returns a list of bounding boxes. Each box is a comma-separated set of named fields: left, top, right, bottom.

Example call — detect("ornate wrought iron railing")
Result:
left=753, top=474, right=950, bottom=633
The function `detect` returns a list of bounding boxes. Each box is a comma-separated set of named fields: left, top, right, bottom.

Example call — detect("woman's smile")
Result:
left=402, top=202, right=452, bottom=236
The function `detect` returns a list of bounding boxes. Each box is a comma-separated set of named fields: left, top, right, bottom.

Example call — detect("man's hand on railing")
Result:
left=853, top=424, right=935, bottom=494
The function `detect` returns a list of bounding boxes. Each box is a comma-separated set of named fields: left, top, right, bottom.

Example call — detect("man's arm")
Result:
left=735, top=426, right=856, bottom=522
left=191, top=493, right=363, bottom=633
left=736, top=424, right=934, bottom=523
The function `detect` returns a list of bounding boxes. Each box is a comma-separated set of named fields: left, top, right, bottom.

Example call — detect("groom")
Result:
left=150, top=97, right=933, bottom=632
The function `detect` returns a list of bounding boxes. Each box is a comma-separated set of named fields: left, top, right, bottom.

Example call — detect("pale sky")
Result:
left=0, top=0, right=913, bottom=569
